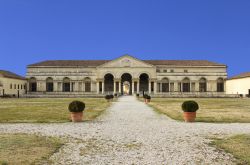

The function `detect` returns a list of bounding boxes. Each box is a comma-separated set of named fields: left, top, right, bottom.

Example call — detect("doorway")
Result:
left=123, top=81, right=130, bottom=95
left=121, top=73, right=132, bottom=95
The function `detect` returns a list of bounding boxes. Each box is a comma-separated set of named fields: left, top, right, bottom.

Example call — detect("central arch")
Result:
left=121, top=73, right=132, bottom=95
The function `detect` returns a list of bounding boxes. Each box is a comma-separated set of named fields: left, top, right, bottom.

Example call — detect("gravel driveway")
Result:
left=1, top=96, right=250, bottom=165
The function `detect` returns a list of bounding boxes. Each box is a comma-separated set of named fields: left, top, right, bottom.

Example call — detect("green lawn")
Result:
left=0, top=98, right=110, bottom=123
left=147, top=98, right=250, bottom=123
left=211, top=134, right=250, bottom=164
left=0, top=133, right=63, bottom=165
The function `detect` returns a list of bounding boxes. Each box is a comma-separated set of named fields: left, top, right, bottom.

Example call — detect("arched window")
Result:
left=63, top=77, right=70, bottom=92
left=29, top=77, right=37, bottom=92
left=46, top=77, right=54, bottom=92
left=84, top=77, right=91, bottom=92
left=162, top=78, right=169, bottom=92
left=182, top=78, right=190, bottom=92
left=217, top=78, right=224, bottom=92
left=199, top=78, right=207, bottom=92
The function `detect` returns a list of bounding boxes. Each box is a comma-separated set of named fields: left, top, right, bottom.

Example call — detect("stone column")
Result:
left=96, top=81, right=99, bottom=94
left=53, top=81, right=57, bottom=92
left=101, top=81, right=104, bottom=94
left=90, top=81, right=93, bottom=92
left=195, top=82, right=199, bottom=92
left=160, top=83, right=162, bottom=93
left=154, top=81, right=157, bottom=94
left=118, top=81, right=121, bottom=93
left=132, top=80, right=135, bottom=94
left=83, top=82, right=85, bottom=92
left=26, top=83, right=30, bottom=92
left=174, top=82, right=179, bottom=92
left=74, top=82, right=79, bottom=92
left=69, top=81, right=72, bottom=92
left=148, top=81, right=151, bottom=94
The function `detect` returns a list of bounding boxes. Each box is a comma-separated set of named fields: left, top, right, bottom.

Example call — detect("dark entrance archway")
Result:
left=121, top=73, right=132, bottom=95
left=139, top=73, right=149, bottom=93
left=104, top=73, right=114, bottom=93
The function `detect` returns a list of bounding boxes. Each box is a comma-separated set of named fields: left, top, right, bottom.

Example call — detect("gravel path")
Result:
left=1, top=96, right=250, bottom=165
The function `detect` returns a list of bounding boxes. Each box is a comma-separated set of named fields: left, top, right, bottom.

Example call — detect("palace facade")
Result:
left=26, top=55, right=227, bottom=97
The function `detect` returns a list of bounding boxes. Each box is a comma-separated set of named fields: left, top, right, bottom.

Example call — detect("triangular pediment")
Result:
left=97, top=55, right=155, bottom=68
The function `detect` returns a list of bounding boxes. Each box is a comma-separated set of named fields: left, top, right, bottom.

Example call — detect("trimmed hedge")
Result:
left=182, top=101, right=199, bottom=112
left=68, top=101, right=85, bottom=112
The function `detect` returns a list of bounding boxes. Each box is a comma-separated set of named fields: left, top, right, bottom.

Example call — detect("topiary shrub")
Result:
left=143, top=94, right=148, bottom=99
left=110, top=94, right=114, bottom=99
left=182, top=101, right=199, bottom=112
left=146, top=95, right=151, bottom=100
left=68, top=101, right=85, bottom=112
left=136, top=93, right=140, bottom=97
left=114, top=93, right=118, bottom=97
left=105, top=95, right=111, bottom=100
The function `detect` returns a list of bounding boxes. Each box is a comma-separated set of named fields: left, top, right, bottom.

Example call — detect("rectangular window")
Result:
left=183, top=83, right=190, bottom=92
left=151, top=82, right=154, bottom=92
left=21, top=85, right=23, bottom=89
left=85, top=82, right=91, bottom=92
left=10, top=84, right=12, bottom=89
left=162, top=83, right=169, bottom=92
left=156, top=69, right=160, bottom=73
left=184, top=70, right=188, bottom=73
left=199, top=83, right=207, bottom=92
left=14, top=84, right=16, bottom=89
left=170, top=69, right=174, bottom=73
left=217, top=83, right=224, bottom=92
left=163, top=70, right=167, bottom=73
left=46, top=83, right=54, bottom=92
left=18, top=84, right=20, bottom=89
left=63, top=83, right=70, bottom=92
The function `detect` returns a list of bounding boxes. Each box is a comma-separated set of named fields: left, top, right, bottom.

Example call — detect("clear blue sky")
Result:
left=1, top=0, right=250, bottom=77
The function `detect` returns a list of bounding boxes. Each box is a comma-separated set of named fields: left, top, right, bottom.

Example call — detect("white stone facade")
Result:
left=226, top=77, right=250, bottom=96
left=26, top=55, right=227, bottom=97
left=0, top=73, right=27, bottom=97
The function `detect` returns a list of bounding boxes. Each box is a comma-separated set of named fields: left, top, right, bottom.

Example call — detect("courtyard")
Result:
left=0, top=96, right=250, bottom=164
left=147, top=98, right=250, bottom=123
left=0, top=98, right=110, bottom=123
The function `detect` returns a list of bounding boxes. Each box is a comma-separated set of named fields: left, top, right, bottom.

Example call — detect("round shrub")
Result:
left=146, top=95, right=151, bottom=100
left=105, top=95, right=110, bottom=100
left=68, top=101, right=85, bottom=112
left=114, top=93, right=118, bottom=97
left=143, top=94, right=148, bottom=99
left=110, top=95, right=114, bottom=99
left=182, top=101, right=199, bottom=112
left=136, top=93, right=140, bottom=97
